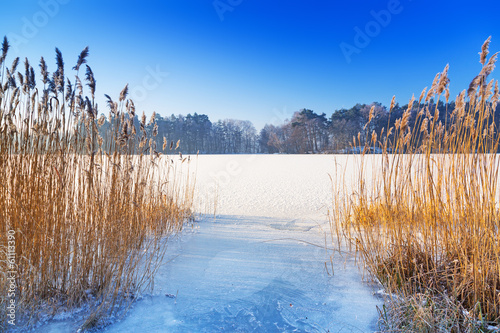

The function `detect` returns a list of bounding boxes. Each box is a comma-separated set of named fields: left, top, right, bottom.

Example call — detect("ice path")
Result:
left=41, top=155, right=382, bottom=332
left=106, top=215, right=381, bottom=332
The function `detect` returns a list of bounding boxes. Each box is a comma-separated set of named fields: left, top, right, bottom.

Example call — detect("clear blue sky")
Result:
left=2, top=0, right=499, bottom=130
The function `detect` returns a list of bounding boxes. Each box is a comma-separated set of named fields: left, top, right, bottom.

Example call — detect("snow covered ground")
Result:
left=34, top=154, right=382, bottom=332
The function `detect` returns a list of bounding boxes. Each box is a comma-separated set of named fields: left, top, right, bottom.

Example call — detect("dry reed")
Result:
left=332, top=37, right=500, bottom=331
left=0, top=39, right=194, bottom=331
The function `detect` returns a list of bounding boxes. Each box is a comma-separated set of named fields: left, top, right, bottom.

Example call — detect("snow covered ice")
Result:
left=35, top=154, right=382, bottom=332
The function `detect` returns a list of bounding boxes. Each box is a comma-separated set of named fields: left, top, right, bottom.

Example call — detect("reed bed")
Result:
left=0, top=38, right=194, bottom=331
left=332, top=37, right=500, bottom=331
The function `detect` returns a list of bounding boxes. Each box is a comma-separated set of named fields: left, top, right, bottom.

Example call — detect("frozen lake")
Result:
left=36, top=154, right=382, bottom=332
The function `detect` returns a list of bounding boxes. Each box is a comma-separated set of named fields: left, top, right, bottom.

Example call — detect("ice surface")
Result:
left=33, top=154, right=382, bottom=332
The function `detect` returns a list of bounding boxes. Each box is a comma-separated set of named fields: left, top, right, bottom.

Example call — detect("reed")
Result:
left=0, top=39, right=193, bottom=330
left=332, top=37, right=500, bottom=330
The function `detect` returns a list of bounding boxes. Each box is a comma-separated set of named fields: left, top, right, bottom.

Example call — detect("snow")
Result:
left=31, top=154, right=382, bottom=332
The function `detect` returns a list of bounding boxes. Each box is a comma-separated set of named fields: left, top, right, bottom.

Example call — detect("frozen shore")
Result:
left=36, top=154, right=382, bottom=332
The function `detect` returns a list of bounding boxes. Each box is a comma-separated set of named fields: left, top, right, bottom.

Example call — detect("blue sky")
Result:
left=1, top=0, right=500, bottom=130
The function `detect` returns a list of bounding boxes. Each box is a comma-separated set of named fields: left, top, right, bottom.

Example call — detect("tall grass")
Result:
left=332, top=37, right=500, bottom=330
left=0, top=38, right=193, bottom=330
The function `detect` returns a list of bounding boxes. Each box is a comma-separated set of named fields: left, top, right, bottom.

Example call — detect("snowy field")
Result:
left=34, top=154, right=382, bottom=332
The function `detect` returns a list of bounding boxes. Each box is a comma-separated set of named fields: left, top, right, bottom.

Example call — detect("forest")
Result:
left=100, top=99, right=500, bottom=154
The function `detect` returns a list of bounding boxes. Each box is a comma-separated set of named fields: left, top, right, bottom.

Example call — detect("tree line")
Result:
left=99, top=100, right=500, bottom=154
